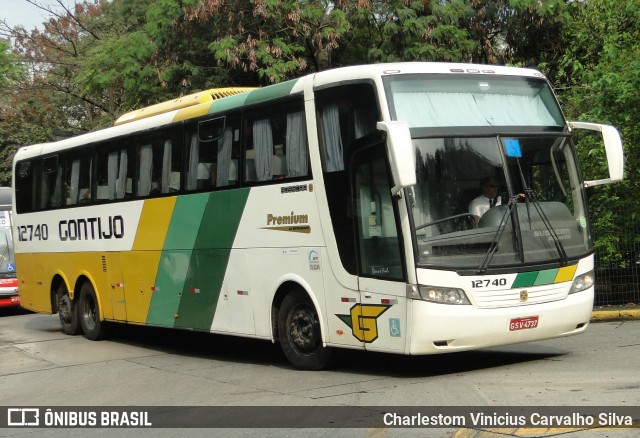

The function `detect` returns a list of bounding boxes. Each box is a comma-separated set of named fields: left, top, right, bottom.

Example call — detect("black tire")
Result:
left=78, top=282, right=109, bottom=341
left=277, top=290, right=332, bottom=370
left=57, top=282, right=81, bottom=336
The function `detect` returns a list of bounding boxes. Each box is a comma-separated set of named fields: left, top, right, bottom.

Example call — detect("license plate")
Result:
left=509, top=316, right=539, bottom=331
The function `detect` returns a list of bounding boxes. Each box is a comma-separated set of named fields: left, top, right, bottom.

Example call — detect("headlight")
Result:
left=417, top=285, right=471, bottom=305
left=569, top=270, right=595, bottom=294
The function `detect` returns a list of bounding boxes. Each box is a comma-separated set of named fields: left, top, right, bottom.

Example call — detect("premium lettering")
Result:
left=267, top=212, right=308, bottom=226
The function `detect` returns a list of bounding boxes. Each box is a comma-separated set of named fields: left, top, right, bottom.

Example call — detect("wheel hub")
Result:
left=288, top=306, right=317, bottom=353
left=59, top=295, right=72, bottom=323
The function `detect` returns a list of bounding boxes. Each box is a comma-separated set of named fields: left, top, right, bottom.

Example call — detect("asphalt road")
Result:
left=0, top=309, right=638, bottom=437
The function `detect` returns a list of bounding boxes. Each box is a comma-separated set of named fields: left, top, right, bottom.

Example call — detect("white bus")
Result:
left=12, top=63, right=623, bottom=369
left=0, top=187, right=18, bottom=308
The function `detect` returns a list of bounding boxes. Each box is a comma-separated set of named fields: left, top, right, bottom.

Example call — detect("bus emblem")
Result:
left=336, top=304, right=390, bottom=343
left=520, top=290, right=529, bottom=302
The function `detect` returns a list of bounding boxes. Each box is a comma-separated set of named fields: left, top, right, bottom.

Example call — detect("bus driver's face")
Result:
left=482, top=179, right=498, bottom=199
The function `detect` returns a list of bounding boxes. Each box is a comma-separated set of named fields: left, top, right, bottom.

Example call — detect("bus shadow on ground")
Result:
left=106, top=323, right=565, bottom=377
left=334, top=348, right=565, bottom=377
left=0, top=307, right=33, bottom=317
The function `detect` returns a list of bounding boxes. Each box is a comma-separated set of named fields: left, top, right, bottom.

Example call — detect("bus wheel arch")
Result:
left=76, top=278, right=109, bottom=341
left=274, top=283, right=332, bottom=370
left=51, top=275, right=81, bottom=336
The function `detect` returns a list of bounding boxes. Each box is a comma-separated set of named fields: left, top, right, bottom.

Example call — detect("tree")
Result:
left=554, top=0, right=640, bottom=264
left=0, top=39, right=30, bottom=183
left=198, top=0, right=351, bottom=83
left=0, top=39, right=24, bottom=89
left=334, top=0, right=569, bottom=67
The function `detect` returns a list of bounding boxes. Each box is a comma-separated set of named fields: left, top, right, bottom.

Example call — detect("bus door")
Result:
left=351, top=140, right=408, bottom=354
left=314, top=83, right=408, bottom=353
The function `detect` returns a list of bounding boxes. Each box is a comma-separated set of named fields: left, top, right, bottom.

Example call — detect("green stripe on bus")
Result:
left=512, top=267, right=568, bottom=288
left=146, top=194, right=210, bottom=327
left=163, top=194, right=210, bottom=250
left=511, top=271, right=538, bottom=288
left=208, top=93, right=250, bottom=115
left=243, top=80, right=298, bottom=105
left=208, top=80, right=298, bottom=115
left=174, top=189, right=250, bottom=330
left=534, top=268, right=559, bottom=286
left=193, top=189, right=251, bottom=249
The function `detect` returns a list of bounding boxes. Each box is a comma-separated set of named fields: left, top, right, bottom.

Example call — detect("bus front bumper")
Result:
left=408, top=288, right=593, bottom=355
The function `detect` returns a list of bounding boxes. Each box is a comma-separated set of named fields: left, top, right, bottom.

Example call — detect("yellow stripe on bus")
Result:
left=132, top=198, right=176, bottom=251
left=123, top=198, right=177, bottom=323
left=554, top=264, right=578, bottom=283
left=115, top=87, right=256, bottom=125
left=172, top=101, right=215, bottom=123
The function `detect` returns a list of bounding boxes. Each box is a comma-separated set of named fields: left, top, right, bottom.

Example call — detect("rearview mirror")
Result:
left=569, top=121, right=624, bottom=187
left=376, top=121, right=416, bottom=195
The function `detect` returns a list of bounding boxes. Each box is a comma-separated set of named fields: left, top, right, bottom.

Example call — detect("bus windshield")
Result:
left=0, top=186, right=16, bottom=286
left=383, top=73, right=588, bottom=270
left=0, top=224, right=14, bottom=275
left=384, top=73, right=565, bottom=128
left=407, top=134, right=589, bottom=270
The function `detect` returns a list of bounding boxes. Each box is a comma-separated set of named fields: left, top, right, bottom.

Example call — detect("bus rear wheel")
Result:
left=57, top=283, right=81, bottom=336
left=277, top=290, right=331, bottom=370
left=78, top=282, right=109, bottom=341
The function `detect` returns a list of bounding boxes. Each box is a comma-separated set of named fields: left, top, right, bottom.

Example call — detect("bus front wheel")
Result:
left=78, top=282, right=109, bottom=341
left=57, top=283, right=81, bottom=336
left=277, top=290, right=332, bottom=370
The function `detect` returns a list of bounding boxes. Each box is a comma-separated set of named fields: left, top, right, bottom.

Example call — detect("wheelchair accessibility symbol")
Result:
left=389, top=318, right=401, bottom=337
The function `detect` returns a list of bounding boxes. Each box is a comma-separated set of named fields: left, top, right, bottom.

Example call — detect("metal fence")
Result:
left=594, top=214, right=640, bottom=306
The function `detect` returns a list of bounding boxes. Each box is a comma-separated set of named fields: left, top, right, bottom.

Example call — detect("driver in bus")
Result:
left=469, top=176, right=501, bottom=222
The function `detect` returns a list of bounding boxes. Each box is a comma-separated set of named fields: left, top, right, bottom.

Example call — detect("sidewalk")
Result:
left=591, top=304, right=640, bottom=321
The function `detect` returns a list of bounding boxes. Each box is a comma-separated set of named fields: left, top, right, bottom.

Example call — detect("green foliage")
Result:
left=0, top=91, right=60, bottom=184
left=0, top=39, right=24, bottom=89
left=206, top=0, right=350, bottom=82
left=554, top=0, right=640, bottom=265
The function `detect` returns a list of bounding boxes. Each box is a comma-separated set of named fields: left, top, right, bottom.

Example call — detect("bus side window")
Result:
left=39, top=155, right=63, bottom=210
left=246, top=118, right=274, bottom=182
left=15, top=160, right=36, bottom=213
left=186, top=117, right=224, bottom=191
left=136, top=129, right=181, bottom=197
left=214, top=114, right=241, bottom=188
left=95, top=143, right=132, bottom=201
left=314, top=82, right=380, bottom=275
left=64, top=149, right=92, bottom=206
left=316, top=83, right=379, bottom=174
left=285, top=110, right=309, bottom=178
left=353, top=145, right=405, bottom=280
left=243, top=99, right=308, bottom=184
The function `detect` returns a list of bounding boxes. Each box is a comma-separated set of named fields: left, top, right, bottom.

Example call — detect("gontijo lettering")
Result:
left=59, top=215, right=125, bottom=241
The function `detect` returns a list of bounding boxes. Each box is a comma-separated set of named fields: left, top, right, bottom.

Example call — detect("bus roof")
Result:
left=310, top=62, right=546, bottom=88
left=114, top=62, right=546, bottom=124
left=14, top=62, right=548, bottom=162
left=114, top=87, right=257, bottom=126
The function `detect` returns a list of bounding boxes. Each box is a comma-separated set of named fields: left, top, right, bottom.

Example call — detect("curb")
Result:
left=591, top=307, right=640, bottom=322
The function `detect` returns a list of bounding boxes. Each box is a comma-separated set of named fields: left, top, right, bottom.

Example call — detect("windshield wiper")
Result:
left=514, top=159, right=568, bottom=266
left=477, top=194, right=521, bottom=274
left=522, top=187, right=569, bottom=266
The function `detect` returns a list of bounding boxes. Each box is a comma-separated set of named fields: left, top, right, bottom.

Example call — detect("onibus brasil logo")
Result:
left=336, top=304, right=390, bottom=342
